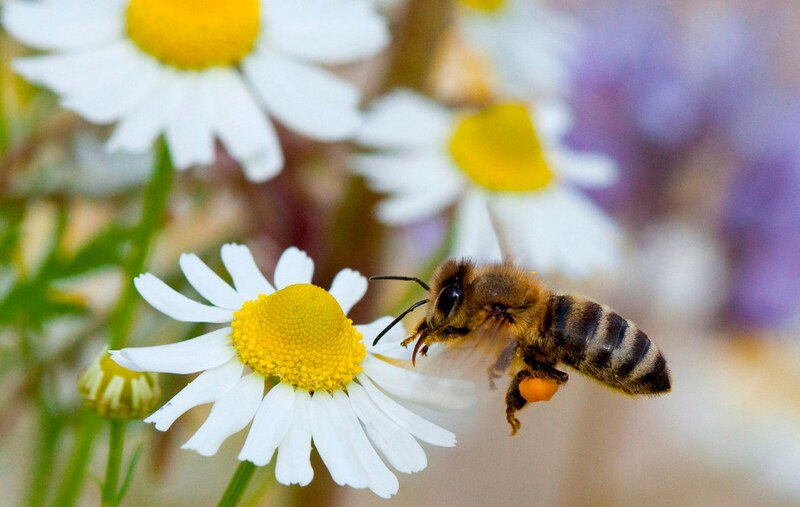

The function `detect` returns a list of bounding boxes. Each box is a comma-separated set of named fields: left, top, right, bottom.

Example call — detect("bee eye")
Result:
left=436, top=284, right=462, bottom=316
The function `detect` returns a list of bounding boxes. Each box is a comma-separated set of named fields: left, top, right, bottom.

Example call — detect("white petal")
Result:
left=220, top=244, right=274, bottom=300
left=179, top=253, right=244, bottom=310
left=355, top=89, right=452, bottom=149
left=549, top=150, right=618, bottom=188
left=492, top=188, right=620, bottom=278
left=273, top=247, right=314, bottom=289
left=452, top=191, right=503, bottom=263
left=243, top=50, right=361, bottom=141
left=144, top=358, right=243, bottom=431
left=3, top=0, right=123, bottom=51
left=375, top=182, right=464, bottom=225
left=332, top=391, right=398, bottom=498
left=329, top=269, right=367, bottom=315
left=106, top=69, right=185, bottom=154
left=110, top=327, right=234, bottom=374
left=353, top=152, right=464, bottom=225
left=347, top=382, right=427, bottom=474
left=13, top=41, right=140, bottom=95
left=241, top=151, right=283, bottom=183
left=363, top=355, right=476, bottom=409
left=182, top=373, right=264, bottom=457
left=164, top=74, right=215, bottom=168
left=310, top=391, right=368, bottom=488
left=207, top=69, right=284, bottom=181
left=239, top=383, right=295, bottom=466
left=58, top=48, right=161, bottom=124
left=362, top=317, right=411, bottom=360
left=494, top=194, right=557, bottom=271
left=276, top=389, right=314, bottom=486
left=266, top=0, right=389, bottom=65
left=134, top=274, right=234, bottom=323
left=353, top=151, right=461, bottom=195
left=357, top=374, right=456, bottom=447
left=534, top=101, right=574, bottom=144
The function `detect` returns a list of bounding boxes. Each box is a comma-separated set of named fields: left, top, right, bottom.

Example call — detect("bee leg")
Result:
left=521, top=351, right=569, bottom=384
left=400, top=335, right=417, bottom=347
left=488, top=343, right=517, bottom=390
left=505, top=370, right=530, bottom=436
left=505, top=363, right=568, bottom=436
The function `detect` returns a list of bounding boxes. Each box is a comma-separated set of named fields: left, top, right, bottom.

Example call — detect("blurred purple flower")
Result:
left=565, top=2, right=703, bottom=218
left=723, top=148, right=800, bottom=329
left=565, top=0, right=800, bottom=330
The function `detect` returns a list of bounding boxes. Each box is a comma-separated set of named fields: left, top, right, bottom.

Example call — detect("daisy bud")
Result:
left=78, top=348, right=161, bottom=420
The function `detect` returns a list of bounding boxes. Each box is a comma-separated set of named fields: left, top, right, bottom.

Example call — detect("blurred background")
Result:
left=2, top=0, right=800, bottom=505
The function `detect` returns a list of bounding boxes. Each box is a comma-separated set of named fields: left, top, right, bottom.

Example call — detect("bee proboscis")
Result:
left=372, top=259, right=672, bottom=434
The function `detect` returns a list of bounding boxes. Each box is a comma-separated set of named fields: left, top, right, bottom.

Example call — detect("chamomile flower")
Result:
left=438, top=0, right=581, bottom=100
left=110, top=244, right=474, bottom=498
left=3, top=0, right=389, bottom=182
left=354, top=90, right=620, bottom=278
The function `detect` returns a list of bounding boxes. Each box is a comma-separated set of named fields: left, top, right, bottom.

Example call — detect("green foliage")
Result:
left=0, top=199, right=132, bottom=329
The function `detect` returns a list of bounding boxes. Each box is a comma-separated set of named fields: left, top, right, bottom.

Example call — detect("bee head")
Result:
left=418, top=259, right=476, bottom=342
left=368, top=259, right=476, bottom=349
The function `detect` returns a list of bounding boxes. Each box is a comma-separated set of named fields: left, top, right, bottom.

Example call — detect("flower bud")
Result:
left=78, top=348, right=160, bottom=420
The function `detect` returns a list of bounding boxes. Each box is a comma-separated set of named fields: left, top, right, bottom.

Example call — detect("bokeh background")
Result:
left=2, top=0, right=800, bottom=505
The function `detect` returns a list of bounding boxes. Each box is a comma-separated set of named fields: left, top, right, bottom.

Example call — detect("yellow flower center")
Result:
left=231, top=284, right=366, bottom=392
left=449, top=103, right=554, bottom=192
left=126, top=0, right=260, bottom=70
left=458, top=0, right=506, bottom=13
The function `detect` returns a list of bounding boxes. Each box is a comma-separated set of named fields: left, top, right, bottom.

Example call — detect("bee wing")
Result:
left=413, top=320, right=518, bottom=396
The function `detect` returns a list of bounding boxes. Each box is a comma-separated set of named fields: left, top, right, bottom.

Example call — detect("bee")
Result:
left=371, top=259, right=671, bottom=434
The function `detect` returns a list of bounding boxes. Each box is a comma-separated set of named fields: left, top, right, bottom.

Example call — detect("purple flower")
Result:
left=723, top=149, right=800, bottom=329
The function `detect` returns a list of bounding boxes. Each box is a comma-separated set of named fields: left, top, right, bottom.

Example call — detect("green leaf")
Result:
left=56, top=224, right=131, bottom=279
left=116, top=443, right=142, bottom=505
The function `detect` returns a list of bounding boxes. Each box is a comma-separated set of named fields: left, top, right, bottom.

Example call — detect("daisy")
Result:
left=441, top=0, right=581, bottom=100
left=110, top=244, right=475, bottom=498
left=3, top=0, right=389, bottom=182
left=353, top=90, right=620, bottom=278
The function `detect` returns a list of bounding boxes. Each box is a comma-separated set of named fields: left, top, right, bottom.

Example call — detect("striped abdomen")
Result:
left=541, top=295, right=671, bottom=395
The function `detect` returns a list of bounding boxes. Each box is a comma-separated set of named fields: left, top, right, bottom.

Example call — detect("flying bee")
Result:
left=371, top=259, right=672, bottom=435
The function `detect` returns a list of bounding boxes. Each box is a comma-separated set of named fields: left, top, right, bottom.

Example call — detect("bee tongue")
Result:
left=411, top=336, right=426, bottom=367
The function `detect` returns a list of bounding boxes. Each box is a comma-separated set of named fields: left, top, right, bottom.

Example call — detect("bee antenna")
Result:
left=371, top=299, right=429, bottom=346
left=369, top=275, right=430, bottom=292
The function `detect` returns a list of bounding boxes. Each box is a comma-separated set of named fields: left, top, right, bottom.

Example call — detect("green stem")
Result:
left=0, top=35, right=10, bottom=158
left=98, top=138, right=173, bottom=505
left=383, top=0, right=453, bottom=91
left=52, top=414, right=103, bottom=507
left=19, top=322, right=61, bottom=507
left=108, top=138, right=174, bottom=350
left=101, top=420, right=126, bottom=507
left=217, top=461, right=257, bottom=507
left=26, top=404, right=60, bottom=507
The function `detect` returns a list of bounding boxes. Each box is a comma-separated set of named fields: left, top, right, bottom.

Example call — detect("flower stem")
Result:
left=101, top=420, right=126, bottom=507
left=383, top=0, right=453, bottom=91
left=108, top=137, right=174, bottom=350
left=52, top=413, right=103, bottom=507
left=217, top=461, right=257, bottom=507
left=100, top=138, right=174, bottom=505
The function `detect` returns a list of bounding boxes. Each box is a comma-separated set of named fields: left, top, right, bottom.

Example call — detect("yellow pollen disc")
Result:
left=126, top=0, right=260, bottom=70
left=449, top=103, right=554, bottom=192
left=459, top=0, right=506, bottom=13
left=231, top=284, right=366, bottom=392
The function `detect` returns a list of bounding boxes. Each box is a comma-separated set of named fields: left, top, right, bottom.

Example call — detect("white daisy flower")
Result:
left=353, top=90, right=620, bottom=278
left=451, top=0, right=581, bottom=99
left=4, top=0, right=389, bottom=182
left=110, top=244, right=474, bottom=498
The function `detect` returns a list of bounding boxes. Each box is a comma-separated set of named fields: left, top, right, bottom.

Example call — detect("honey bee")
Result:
left=371, top=259, right=672, bottom=434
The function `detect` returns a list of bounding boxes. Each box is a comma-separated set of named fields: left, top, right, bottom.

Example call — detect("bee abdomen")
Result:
left=543, top=295, right=671, bottom=395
